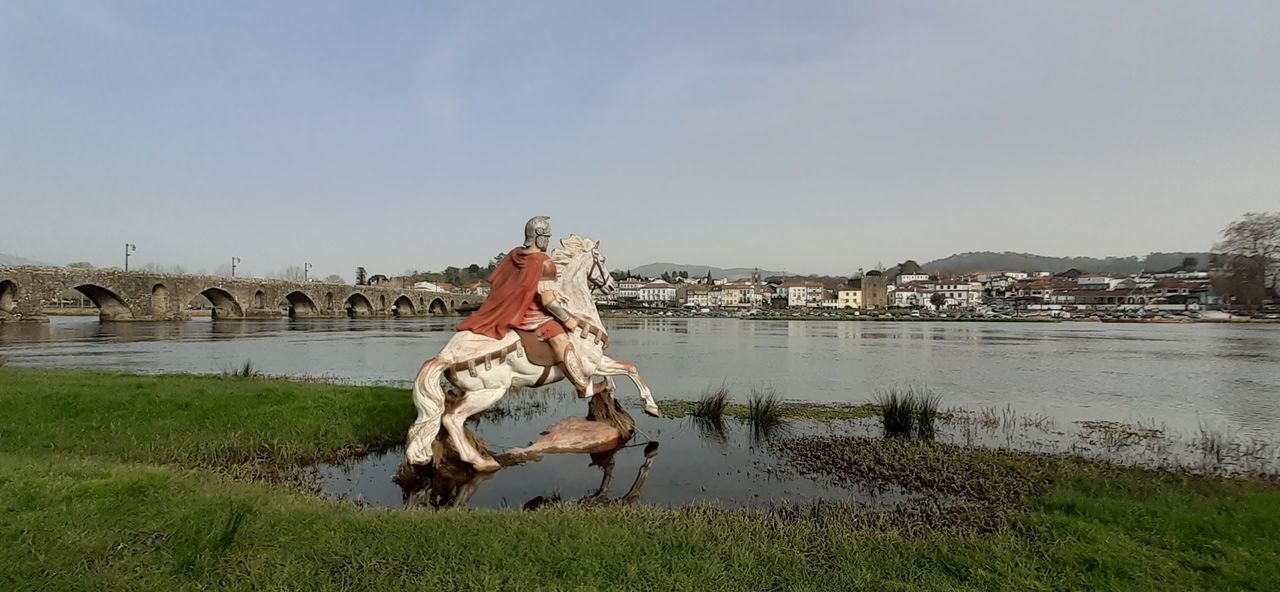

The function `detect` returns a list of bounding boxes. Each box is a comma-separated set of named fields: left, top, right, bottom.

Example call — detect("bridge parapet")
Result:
left=0, top=266, right=477, bottom=322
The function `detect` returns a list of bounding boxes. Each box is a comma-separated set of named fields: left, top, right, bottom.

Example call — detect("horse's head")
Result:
left=552, top=234, right=614, bottom=296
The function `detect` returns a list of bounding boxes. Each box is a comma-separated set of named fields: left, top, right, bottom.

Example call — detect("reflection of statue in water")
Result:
left=404, top=217, right=662, bottom=473
left=396, top=379, right=660, bottom=509
left=526, top=441, right=661, bottom=510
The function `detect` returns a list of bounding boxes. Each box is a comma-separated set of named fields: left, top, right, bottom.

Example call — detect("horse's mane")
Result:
left=551, top=235, right=596, bottom=267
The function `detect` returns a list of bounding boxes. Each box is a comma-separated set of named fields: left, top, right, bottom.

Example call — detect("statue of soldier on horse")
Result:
left=405, top=216, right=662, bottom=472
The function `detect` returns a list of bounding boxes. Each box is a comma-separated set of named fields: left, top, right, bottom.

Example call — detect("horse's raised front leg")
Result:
left=596, top=355, right=661, bottom=417
left=443, top=387, right=507, bottom=472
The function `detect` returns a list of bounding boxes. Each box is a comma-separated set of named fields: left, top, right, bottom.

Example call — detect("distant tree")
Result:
left=213, top=264, right=234, bottom=277
left=930, top=292, right=947, bottom=309
left=323, top=274, right=345, bottom=284
left=1215, top=211, right=1279, bottom=295
left=66, top=261, right=94, bottom=269
left=280, top=266, right=306, bottom=282
left=661, top=271, right=672, bottom=283
left=368, top=274, right=389, bottom=285
left=1212, top=256, right=1267, bottom=309
left=1181, top=256, right=1199, bottom=270
left=467, top=263, right=481, bottom=276
left=355, top=267, right=367, bottom=286
left=444, top=266, right=462, bottom=285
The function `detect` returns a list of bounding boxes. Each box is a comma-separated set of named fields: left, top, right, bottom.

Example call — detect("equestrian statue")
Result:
left=405, top=216, right=662, bottom=472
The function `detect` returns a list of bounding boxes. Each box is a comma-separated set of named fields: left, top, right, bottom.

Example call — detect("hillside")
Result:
left=0, top=252, right=48, bottom=266
left=628, top=262, right=788, bottom=280
left=921, top=251, right=1213, bottom=275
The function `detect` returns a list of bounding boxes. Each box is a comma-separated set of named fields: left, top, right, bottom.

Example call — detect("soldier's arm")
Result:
left=538, top=260, right=578, bottom=329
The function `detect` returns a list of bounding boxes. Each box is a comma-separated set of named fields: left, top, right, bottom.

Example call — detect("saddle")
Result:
left=515, top=329, right=557, bottom=367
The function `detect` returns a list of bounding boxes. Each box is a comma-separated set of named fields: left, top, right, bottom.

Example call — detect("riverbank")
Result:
left=2, top=368, right=1277, bottom=590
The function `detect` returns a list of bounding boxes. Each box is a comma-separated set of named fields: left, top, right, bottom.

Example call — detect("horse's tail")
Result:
left=405, top=357, right=447, bottom=466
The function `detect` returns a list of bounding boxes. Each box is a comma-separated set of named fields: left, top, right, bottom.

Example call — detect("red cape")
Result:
left=456, top=247, right=549, bottom=339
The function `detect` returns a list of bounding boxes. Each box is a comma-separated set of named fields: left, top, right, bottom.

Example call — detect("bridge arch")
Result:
left=74, top=284, right=134, bottom=321
left=393, top=295, right=416, bottom=317
left=346, top=293, right=373, bottom=318
left=378, top=294, right=387, bottom=312
left=200, top=287, right=244, bottom=319
left=253, top=290, right=266, bottom=309
left=0, top=279, right=17, bottom=316
left=151, top=284, right=171, bottom=317
left=324, top=292, right=335, bottom=312
left=285, top=291, right=319, bottom=318
left=428, top=297, right=448, bottom=315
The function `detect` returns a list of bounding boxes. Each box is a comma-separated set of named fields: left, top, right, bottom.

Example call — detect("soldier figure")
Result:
left=455, top=216, right=590, bottom=396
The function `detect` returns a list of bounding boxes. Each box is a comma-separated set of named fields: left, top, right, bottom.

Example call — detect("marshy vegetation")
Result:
left=224, top=359, right=262, bottom=378
left=745, top=387, right=782, bottom=426
left=873, top=384, right=942, bottom=437
left=690, top=383, right=732, bottom=425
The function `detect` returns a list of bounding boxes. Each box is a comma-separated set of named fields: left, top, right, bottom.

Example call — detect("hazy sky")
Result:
left=3, top=1, right=1277, bottom=278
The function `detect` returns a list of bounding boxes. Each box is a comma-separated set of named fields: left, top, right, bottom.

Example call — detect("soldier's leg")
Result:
left=548, top=332, right=590, bottom=397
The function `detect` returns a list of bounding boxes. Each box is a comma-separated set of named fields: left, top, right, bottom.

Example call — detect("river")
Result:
left=2, top=316, right=1277, bottom=440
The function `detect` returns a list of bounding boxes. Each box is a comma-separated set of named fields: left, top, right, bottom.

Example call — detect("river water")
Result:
left=2, top=316, right=1276, bottom=439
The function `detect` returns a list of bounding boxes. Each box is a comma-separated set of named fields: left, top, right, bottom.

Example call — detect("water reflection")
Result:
left=311, top=394, right=878, bottom=510
left=393, top=441, right=662, bottom=510
left=4, top=316, right=1279, bottom=439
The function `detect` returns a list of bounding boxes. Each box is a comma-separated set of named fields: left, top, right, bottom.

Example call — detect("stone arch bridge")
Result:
left=0, top=267, right=479, bottom=322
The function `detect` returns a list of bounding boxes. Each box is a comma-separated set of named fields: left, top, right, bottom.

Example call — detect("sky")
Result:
left=2, top=1, right=1278, bottom=279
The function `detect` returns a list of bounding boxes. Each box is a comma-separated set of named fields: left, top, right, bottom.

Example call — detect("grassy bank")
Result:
left=2, top=368, right=1278, bottom=590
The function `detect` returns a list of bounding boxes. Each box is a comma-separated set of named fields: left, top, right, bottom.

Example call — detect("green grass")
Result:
left=0, top=368, right=412, bottom=478
left=1, top=367, right=1278, bottom=590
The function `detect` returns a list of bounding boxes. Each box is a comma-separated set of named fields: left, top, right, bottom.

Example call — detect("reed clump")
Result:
left=747, top=387, right=782, bottom=426
left=691, top=383, right=732, bottom=423
left=225, top=360, right=261, bottom=378
left=874, top=384, right=941, bottom=438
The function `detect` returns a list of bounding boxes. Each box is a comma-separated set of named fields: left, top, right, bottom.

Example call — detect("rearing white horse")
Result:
left=405, top=235, right=662, bottom=472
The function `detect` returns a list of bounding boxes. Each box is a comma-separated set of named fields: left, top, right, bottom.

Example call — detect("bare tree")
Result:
left=1215, top=211, right=1279, bottom=295
left=279, top=266, right=307, bottom=282
left=323, top=274, right=345, bottom=284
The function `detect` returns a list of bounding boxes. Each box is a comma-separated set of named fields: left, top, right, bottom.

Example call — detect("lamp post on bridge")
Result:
left=124, top=243, right=136, bottom=272
left=231, top=257, right=241, bottom=277
left=304, top=262, right=313, bottom=282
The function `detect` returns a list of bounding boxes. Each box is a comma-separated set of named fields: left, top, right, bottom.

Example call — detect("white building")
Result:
left=785, top=281, right=824, bottom=307
left=640, top=280, right=677, bottom=304
left=897, top=273, right=931, bottom=284
left=618, top=278, right=646, bottom=301
left=684, top=285, right=712, bottom=307
left=412, top=281, right=444, bottom=292
left=893, top=288, right=929, bottom=308
left=930, top=282, right=984, bottom=309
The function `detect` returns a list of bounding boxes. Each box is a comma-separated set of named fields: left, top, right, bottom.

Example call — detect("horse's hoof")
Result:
left=473, top=458, right=501, bottom=473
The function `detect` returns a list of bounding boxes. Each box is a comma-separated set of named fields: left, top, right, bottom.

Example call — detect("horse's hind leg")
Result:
left=443, top=387, right=507, bottom=472
left=596, top=355, right=661, bottom=417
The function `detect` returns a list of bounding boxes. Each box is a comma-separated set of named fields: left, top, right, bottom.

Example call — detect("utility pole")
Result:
left=304, top=262, right=313, bottom=282
left=231, top=257, right=241, bottom=277
left=124, top=243, right=136, bottom=272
